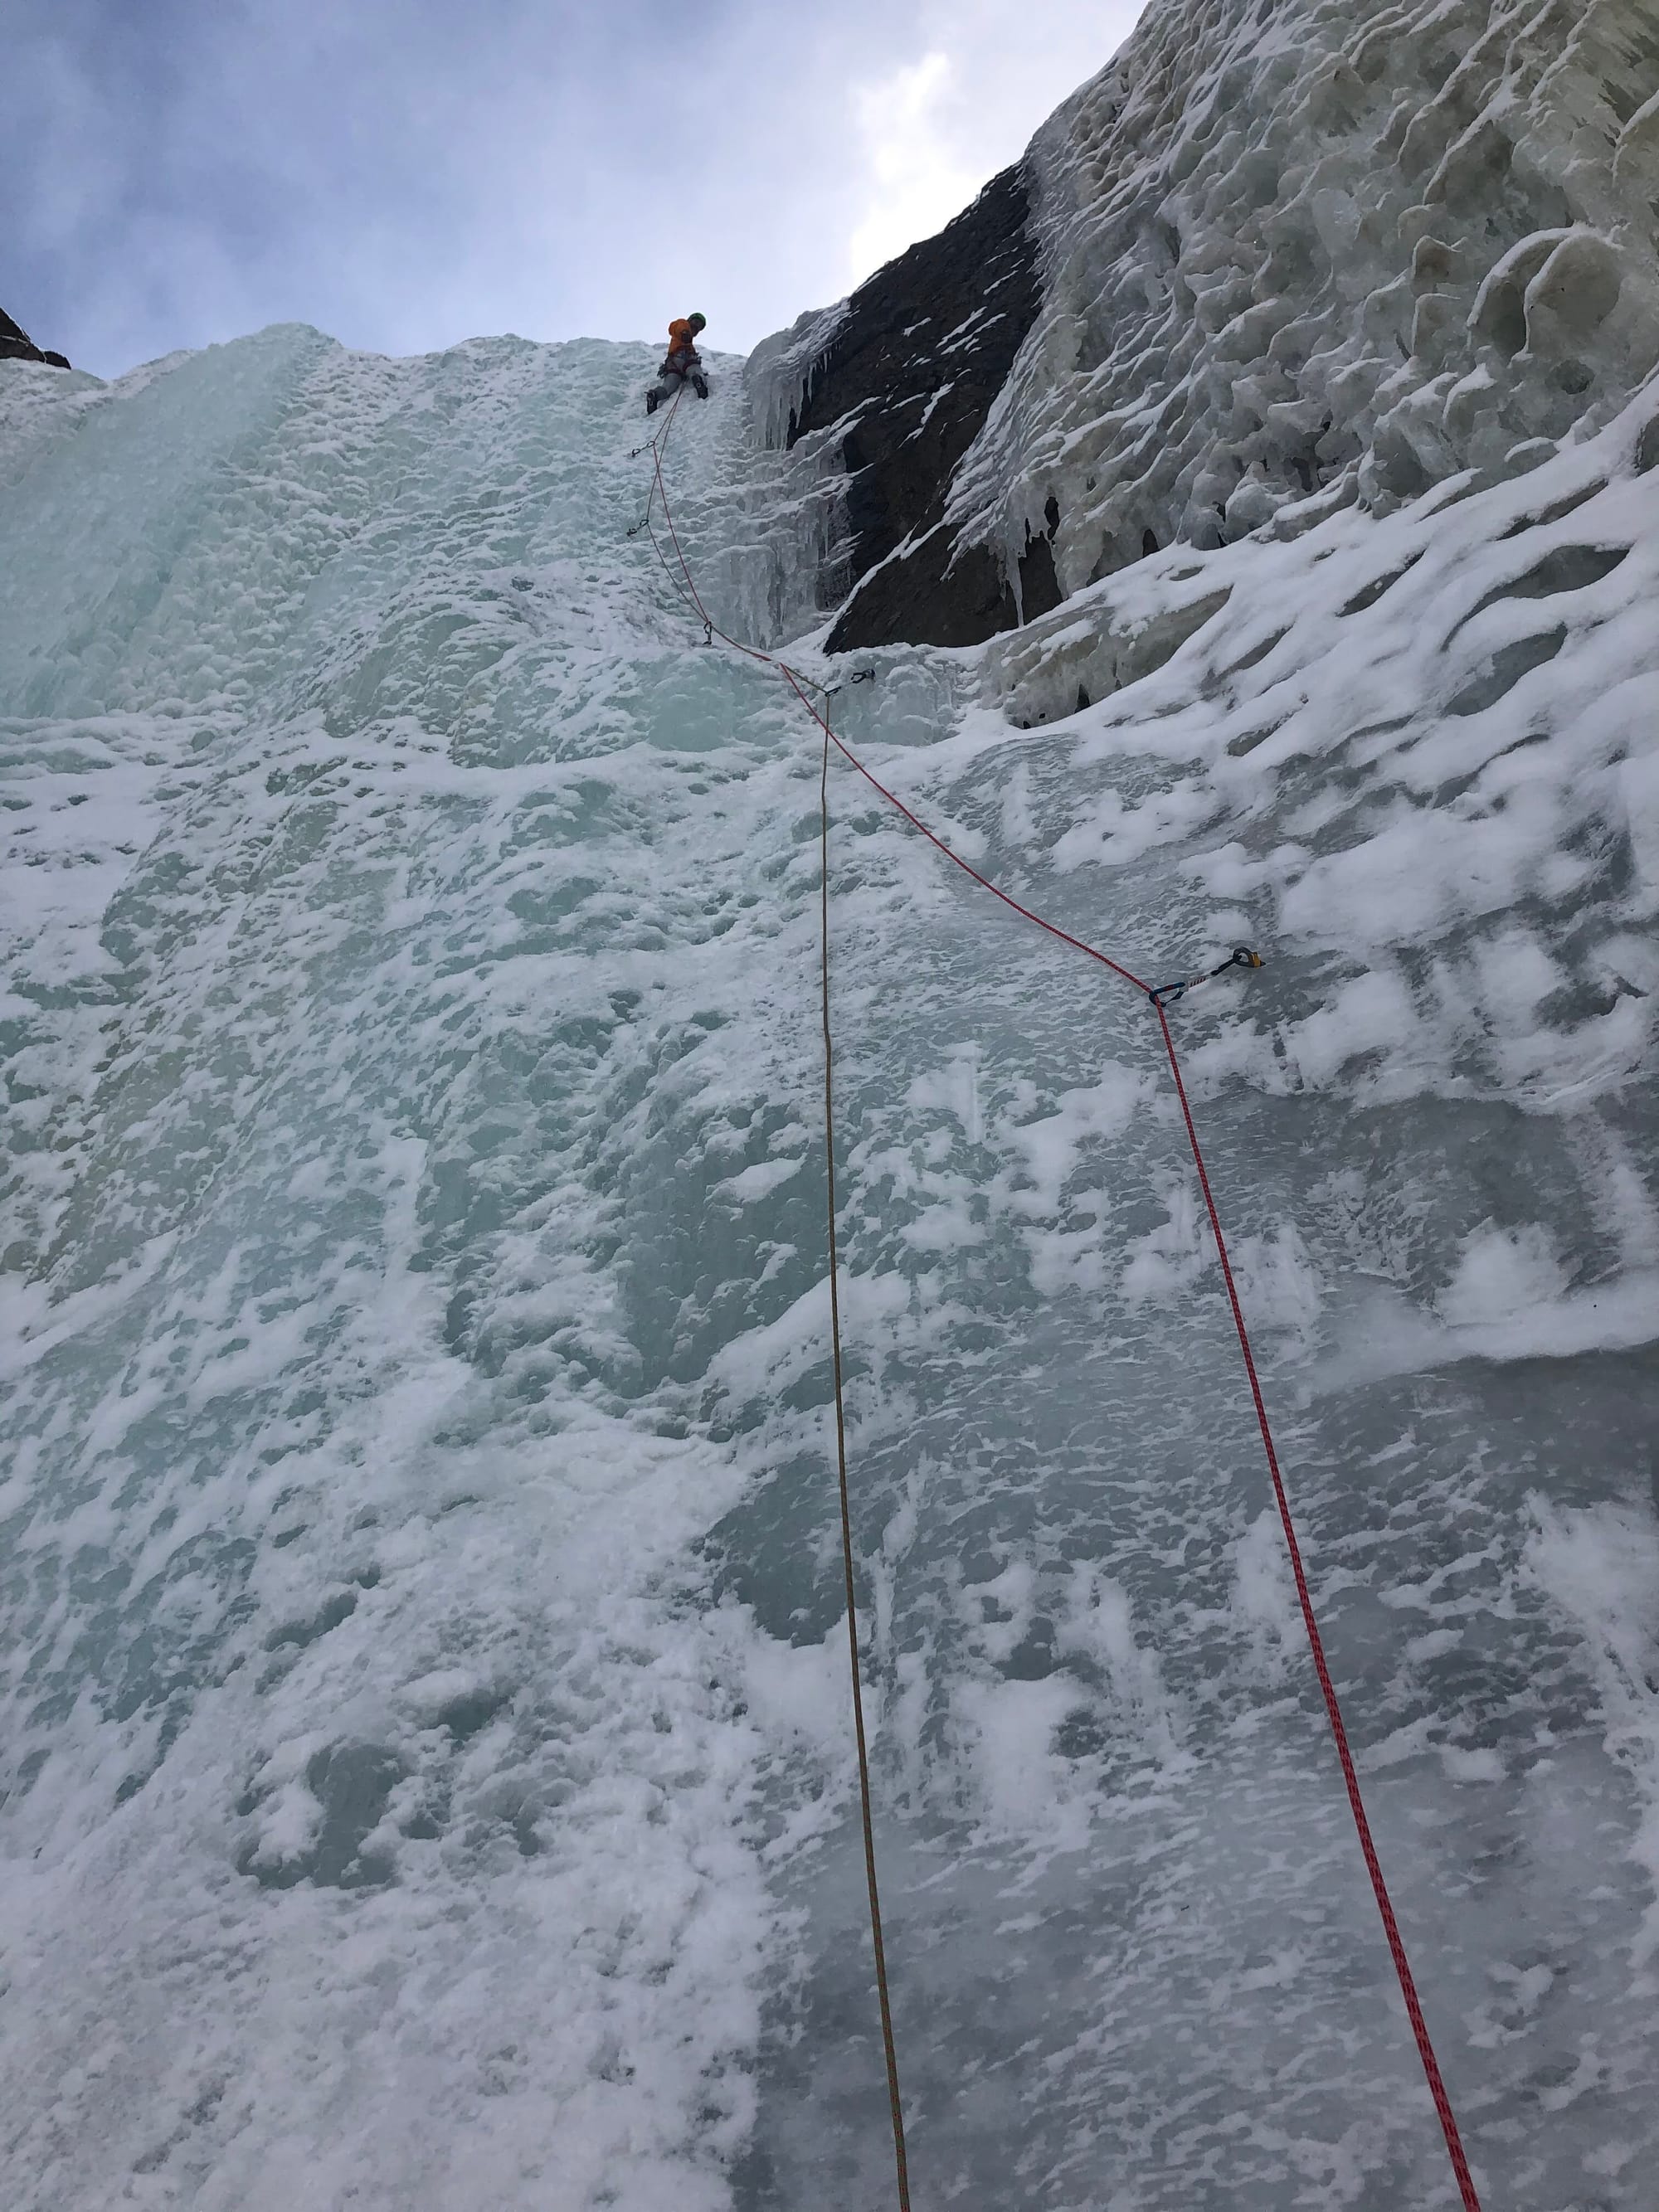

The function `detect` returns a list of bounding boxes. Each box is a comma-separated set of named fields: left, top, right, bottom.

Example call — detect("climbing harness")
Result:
left=630, top=398, right=1486, bottom=2212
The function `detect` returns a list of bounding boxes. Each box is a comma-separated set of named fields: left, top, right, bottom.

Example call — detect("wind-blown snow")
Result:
left=2, top=134, right=1659, bottom=2212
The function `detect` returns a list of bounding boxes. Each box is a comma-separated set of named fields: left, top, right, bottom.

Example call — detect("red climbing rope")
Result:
left=634, top=398, right=1485, bottom=2212
left=642, top=405, right=1151, bottom=992
left=1155, top=1008, right=1484, bottom=2212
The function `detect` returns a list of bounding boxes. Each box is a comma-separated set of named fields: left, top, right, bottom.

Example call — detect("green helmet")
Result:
left=688, top=312, right=707, bottom=331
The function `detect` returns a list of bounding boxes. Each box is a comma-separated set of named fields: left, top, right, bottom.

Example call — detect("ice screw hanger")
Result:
left=1147, top=945, right=1264, bottom=1010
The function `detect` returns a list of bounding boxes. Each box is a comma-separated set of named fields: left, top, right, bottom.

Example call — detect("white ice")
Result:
left=2, top=27, right=1659, bottom=2203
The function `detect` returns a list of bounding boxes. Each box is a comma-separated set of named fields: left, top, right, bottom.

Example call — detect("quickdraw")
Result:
left=1147, top=945, right=1264, bottom=1010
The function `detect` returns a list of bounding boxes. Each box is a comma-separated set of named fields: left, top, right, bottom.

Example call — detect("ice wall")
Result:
left=0, top=333, right=788, bottom=2210
left=3, top=10, right=1659, bottom=2199
left=5, top=315, right=1659, bottom=2211
left=725, top=378, right=1659, bottom=2210
left=972, top=0, right=1659, bottom=586
left=751, top=0, right=1659, bottom=647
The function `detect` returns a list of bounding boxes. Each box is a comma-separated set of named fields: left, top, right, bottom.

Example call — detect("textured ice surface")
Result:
left=2, top=314, right=1659, bottom=2212
left=759, top=0, right=1659, bottom=635
left=981, top=0, right=1659, bottom=586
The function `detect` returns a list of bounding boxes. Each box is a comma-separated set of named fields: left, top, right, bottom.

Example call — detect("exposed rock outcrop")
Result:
left=750, top=0, right=1659, bottom=654
left=1, top=307, right=71, bottom=371
left=762, top=165, right=1050, bottom=651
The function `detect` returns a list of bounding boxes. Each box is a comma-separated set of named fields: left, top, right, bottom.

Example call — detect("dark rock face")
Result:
left=784, top=165, right=1048, bottom=654
left=1, top=307, right=71, bottom=371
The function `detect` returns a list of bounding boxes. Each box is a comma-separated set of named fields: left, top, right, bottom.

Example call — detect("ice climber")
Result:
left=645, top=313, right=708, bottom=412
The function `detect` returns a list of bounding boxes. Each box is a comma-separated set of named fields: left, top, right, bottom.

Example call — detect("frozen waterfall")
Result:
left=2, top=304, right=1658, bottom=2210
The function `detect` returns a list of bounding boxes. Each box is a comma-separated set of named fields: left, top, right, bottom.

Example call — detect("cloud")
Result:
left=839, top=0, right=1146, bottom=294
left=844, top=52, right=980, bottom=285
left=5, top=0, right=1149, bottom=377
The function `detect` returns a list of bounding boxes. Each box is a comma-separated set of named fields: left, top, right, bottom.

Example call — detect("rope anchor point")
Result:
left=1148, top=945, right=1264, bottom=1010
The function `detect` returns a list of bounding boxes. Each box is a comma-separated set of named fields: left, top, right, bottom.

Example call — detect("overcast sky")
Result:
left=7, top=0, right=1147, bottom=379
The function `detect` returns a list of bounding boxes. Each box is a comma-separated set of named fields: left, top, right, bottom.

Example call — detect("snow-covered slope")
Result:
left=2, top=7, right=1658, bottom=2209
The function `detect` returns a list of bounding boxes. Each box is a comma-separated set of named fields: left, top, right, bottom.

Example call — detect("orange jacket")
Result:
left=665, top=318, right=702, bottom=363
